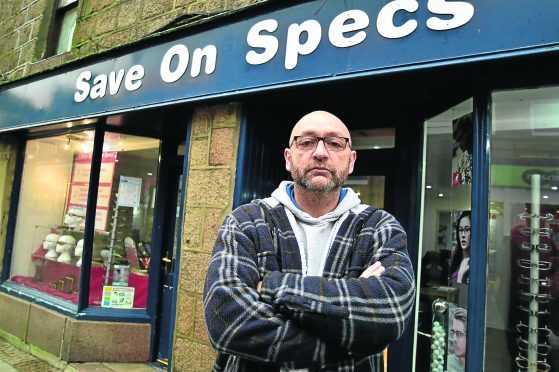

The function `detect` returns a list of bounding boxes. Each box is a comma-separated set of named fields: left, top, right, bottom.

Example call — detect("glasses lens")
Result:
left=324, top=137, right=347, bottom=151
left=295, top=136, right=318, bottom=150
left=458, top=226, right=471, bottom=233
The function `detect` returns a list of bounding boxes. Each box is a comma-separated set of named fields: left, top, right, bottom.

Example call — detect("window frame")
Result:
left=46, top=0, right=79, bottom=57
left=0, top=118, right=164, bottom=322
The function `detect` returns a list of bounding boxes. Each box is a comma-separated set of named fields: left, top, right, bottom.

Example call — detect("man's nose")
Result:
left=312, top=139, right=329, bottom=158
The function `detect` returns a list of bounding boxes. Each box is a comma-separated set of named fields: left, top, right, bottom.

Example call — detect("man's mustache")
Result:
left=304, top=163, right=334, bottom=173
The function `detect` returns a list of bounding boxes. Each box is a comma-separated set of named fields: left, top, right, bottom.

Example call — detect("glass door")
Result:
left=413, top=99, right=473, bottom=372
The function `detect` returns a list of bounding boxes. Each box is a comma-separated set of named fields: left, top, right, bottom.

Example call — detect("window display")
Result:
left=8, top=129, right=160, bottom=310
left=485, top=86, right=559, bottom=372
left=414, top=99, right=472, bottom=371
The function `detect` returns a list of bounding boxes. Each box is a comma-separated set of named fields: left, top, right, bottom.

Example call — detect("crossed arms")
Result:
left=203, top=206, right=416, bottom=369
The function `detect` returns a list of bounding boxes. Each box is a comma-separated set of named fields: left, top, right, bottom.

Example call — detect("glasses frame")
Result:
left=519, top=290, right=552, bottom=304
left=457, top=226, right=471, bottom=234
left=292, top=136, right=351, bottom=152
left=517, top=337, right=552, bottom=356
left=517, top=259, right=552, bottom=271
left=518, top=305, right=550, bottom=319
left=516, top=323, right=552, bottom=337
left=519, top=212, right=555, bottom=222
left=520, top=227, right=552, bottom=237
left=515, top=355, right=551, bottom=371
left=449, top=329, right=466, bottom=339
left=518, top=274, right=551, bottom=288
left=520, top=242, right=551, bottom=254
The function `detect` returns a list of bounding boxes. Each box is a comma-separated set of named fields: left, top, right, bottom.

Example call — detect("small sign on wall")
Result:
left=117, top=176, right=142, bottom=208
left=101, top=286, right=135, bottom=308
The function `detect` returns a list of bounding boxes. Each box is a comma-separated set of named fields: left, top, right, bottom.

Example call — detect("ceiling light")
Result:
left=552, top=186, right=558, bottom=191
left=543, top=195, right=549, bottom=199
left=438, top=193, right=444, bottom=198
left=426, top=185, right=432, bottom=189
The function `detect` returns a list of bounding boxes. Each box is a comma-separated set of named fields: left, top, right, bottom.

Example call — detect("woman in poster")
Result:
left=450, top=211, right=471, bottom=284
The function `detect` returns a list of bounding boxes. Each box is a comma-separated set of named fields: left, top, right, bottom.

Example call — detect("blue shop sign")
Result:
left=0, top=0, right=558, bottom=130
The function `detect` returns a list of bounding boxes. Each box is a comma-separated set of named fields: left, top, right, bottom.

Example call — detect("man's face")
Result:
left=452, top=318, right=467, bottom=360
left=284, top=111, right=356, bottom=192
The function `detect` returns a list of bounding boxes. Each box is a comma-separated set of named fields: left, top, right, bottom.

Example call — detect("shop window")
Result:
left=413, top=99, right=472, bottom=372
left=7, top=129, right=160, bottom=311
left=485, top=86, right=559, bottom=371
left=89, top=132, right=160, bottom=308
left=48, top=0, right=78, bottom=56
left=9, top=130, right=95, bottom=309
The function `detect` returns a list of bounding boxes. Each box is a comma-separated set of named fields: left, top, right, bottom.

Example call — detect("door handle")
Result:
left=162, top=257, right=172, bottom=263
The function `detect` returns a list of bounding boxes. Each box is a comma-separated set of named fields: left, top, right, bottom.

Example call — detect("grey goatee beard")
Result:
left=291, top=166, right=345, bottom=193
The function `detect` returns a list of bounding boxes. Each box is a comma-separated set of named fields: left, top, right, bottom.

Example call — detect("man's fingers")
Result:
left=360, top=262, right=385, bottom=278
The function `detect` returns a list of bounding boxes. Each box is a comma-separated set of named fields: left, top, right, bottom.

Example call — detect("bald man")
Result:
left=203, top=111, right=415, bottom=371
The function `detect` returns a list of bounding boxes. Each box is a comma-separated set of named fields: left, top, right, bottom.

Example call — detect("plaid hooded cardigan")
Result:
left=203, top=198, right=416, bottom=371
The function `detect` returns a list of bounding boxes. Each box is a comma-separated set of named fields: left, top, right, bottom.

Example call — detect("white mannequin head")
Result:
left=43, top=233, right=60, bottom=260
left=75, top=239, right=84, bottom=266
left=63, top=207, right=86, bottom=228
left=56, top=235, right=76, bottom=264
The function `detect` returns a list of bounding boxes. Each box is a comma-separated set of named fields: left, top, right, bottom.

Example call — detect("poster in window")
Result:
left=451, top=113, right=473, bottom=186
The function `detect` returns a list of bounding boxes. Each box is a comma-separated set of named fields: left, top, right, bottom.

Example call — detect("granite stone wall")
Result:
left=173, top=102, right=242, bottom=371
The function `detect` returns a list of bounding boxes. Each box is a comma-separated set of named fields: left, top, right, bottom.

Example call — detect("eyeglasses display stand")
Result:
left=515, top=174, right=552, bottom=372
left=430, top=299, right=448, bottom=372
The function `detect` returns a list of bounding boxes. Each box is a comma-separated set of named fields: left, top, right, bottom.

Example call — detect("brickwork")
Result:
left=173, top=103, right=242, bottom=371
left=0, top=0, right=266, bottom=85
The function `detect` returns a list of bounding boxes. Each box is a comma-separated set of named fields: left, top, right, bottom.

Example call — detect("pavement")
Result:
left=0, top=337, right=163, bottom=372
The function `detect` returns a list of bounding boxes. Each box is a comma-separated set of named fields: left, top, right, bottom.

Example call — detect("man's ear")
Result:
left=348, top=150, right=357, bottom=174
left=284, top=148, right=292, bottom=172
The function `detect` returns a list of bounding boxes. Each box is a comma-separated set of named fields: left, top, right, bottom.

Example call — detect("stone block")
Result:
left=212, top=103, right=240, bottom=128
left=186, top=169, right=232, bottom=208
left=28, top=0, right=45, bottom=21
left=14, top=9, right=27, bottom=29
left=188, top=2, right=208, bottom=14
left=189, top=138, right=208, bottom=166
left=173, top=338, right=215, bottom=372
left=180, top=251, right=210, bottom=294
left=0, top=292, right=30, bottom=340
left=209, top=127, right=235, bottom=166
left=116, top=0, right=140, bottom=29
left=72, top=17, right=96, bottom=45
left=94, top=7, right=118, bottom=36
left=90, top=0, right=113, bottom=14
left=206, top=1, right=227, bottom=13
left=98, top=28, right=137, bottom=49
left=62, top=320, right=150, bottom=362
left=191, top=108, right=211, bottom=136
left=142, top=1, right=173, bottom=19
left=183, top=207, right=203, bottom=248
left=194, top=297, right=208, bottom=342
left=175, top=292, right=195, bottom=337
left=16, top=22, right=31, bottom=47
left=18, top=42, right=35, bottom=65
left=27, top=304, right=66, bottom=357
left=175, top=0, right=198, bottom=8
left=202, top=208, right=224, bottom=253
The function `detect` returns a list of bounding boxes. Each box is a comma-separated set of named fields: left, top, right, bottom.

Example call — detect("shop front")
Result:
left=0, top=0, right=558, bottom=370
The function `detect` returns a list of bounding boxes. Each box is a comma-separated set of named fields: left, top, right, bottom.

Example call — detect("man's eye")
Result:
left=327, top=139, right=343, bottom=148
left=299, top=139, right=315, bottom=147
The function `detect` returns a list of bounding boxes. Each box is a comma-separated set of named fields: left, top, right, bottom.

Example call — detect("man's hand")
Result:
left=360, top=261, right=385, bottom=278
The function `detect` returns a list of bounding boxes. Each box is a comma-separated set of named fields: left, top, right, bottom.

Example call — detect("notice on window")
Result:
left=117, top=176, right=142, bottom=208
left=101, top=286, right=135, bottom=308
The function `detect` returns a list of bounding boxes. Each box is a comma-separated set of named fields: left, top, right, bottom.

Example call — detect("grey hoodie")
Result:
left=265, top=181, right=365, bottom=277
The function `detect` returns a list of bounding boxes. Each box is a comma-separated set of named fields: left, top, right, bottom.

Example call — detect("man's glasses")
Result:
left=520, top=242, right=551, bottom=254
left=292, top=136, right=351, bottom=152
left=517, top=337, right=552, bottom=356
left=449, top=329, right=466, bottom=339
left=457, top=226, right=471, bottom=234
left=517, top=259, right=552, bottom=271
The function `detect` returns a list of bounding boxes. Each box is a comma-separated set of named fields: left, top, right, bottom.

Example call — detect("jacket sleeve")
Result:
left=203, top=210, right=349, bottom=368
left=259, top=210, right=416, bottom=356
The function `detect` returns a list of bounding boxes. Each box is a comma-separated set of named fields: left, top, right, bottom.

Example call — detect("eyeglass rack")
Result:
left=430, top=299, right=448, bottom=372
left=516, top=174, right=552, bottom=372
